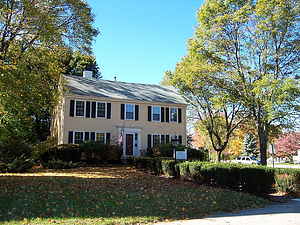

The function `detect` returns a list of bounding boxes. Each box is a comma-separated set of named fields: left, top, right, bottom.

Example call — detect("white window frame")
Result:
left=125, top=104, right=135, bottom=120
left=152, top=134, right=161, bottom=147
left=96, top=101, right=107, bottom=119
left=73, top=131, right=85, bottom=144
left=75, top=100, right=85, bottom=117
left=95, top=131, right=106, bottom=143
left=152, top=106, right=161, bottom=122
left=170, top=107, right=178, bottom=123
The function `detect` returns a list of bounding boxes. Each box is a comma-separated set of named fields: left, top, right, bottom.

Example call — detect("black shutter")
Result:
left=166, top=135, right=170, bottom=143
left=68, top=131, right=73, bottom=143
left=86, top=101, right=90, bottom=118
left=135, top=105, right=139, bottom=121
left=106, top=133, right=111, bottom=144
left=161, top=135, right=165, bottom=144
left=148, top=134, right=152, bottom=148
left=121, top=104, right=125, bottom=120
left=85, top=132, right=89, bottom=141
left=179, top=135, right=182, bottom=144
left=92, top=102, right=96, bottom=118
left=161, top=107, right=164, bottom=122
left=148, top=106, right=151, bottom=121
left=91, top=132, right=95, bottom=141
left=107, top=103, right=111, bottom=119
left=178, top=108, right=182, bottom=123
left=166, top=108, right=169, bottom=122
left=70, top=100, right=75, bottom=117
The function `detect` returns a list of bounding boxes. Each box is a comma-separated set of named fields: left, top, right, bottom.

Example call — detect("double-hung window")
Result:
left=170, top=107, right=178, bottom=122
left=74, top=131, right=84, bottom=144
left=75, top=100, right=85, bottom=117
left=97, top=102, right=106, bottom=118
left=152, top=134, right=161, bottom=147
left=152, top=106, right=160, bottom=122
left=126, top=104, right=134, bottom=120
left=96, top=132, right=106, bottom=143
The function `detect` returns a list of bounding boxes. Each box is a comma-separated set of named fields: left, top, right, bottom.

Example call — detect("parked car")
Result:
left=232, top=156, right=261, bottom=165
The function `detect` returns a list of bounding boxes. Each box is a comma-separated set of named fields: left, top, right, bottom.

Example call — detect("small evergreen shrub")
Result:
left=106, top=144, right=123, bottom=163
left=275, top=168, right=300, bottom=194
left=41, top=143, right=81, bottom=163
left=81, top=140, right=107, bottom=164
left=161, top=160, right=177, bottom=177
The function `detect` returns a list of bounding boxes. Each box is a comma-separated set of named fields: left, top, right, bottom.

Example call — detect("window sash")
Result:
left=96, top=132, right=106, bottom=143
left=125, top=104, right=134, bottom=120
left=74, top=131, right=84, bottom=144
left=152, top=134, right=161, bottom=147
left=152, top=106, right=160, bottom=121
left=97, top=102, right=106, bottom=118
left=170, top=107, right=178, bottom=122
left=75, top=100, right=85, bottom=117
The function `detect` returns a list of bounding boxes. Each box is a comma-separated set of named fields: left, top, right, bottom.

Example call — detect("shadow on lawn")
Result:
left=0, top=166, right=272, bottom=223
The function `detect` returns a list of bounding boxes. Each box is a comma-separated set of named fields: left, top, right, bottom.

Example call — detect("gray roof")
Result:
left=64, top=75, right=187, bottom=105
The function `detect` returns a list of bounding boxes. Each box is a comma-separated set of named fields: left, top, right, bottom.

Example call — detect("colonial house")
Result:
left=51, top=70, right=187, bottom=157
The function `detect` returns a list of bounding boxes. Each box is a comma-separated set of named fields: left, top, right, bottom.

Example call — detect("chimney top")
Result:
left=83, top=70, right=93, bottom=78
left=114, top=76, right=117, bottom=82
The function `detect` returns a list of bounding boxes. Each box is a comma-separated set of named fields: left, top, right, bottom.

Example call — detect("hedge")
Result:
left=127, top=157, right=300, bottom=195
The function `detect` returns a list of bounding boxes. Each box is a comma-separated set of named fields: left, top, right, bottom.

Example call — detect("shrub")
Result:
left=188, top=148, right=209, bottom=161
left=178, top=161, right=190, bottom=179
left=214, top=164, right=240, bottom=188
left=240, top=166, right=275, bottom=194
left=43, top=159, right=80, bottom=169
left=106, top=144, right=123, bottom=163
left=275, top=168, right=300, bottom=194
left=32, top=139, right=57, bottom=163
left=188, top=162, right=203, bottom=181
left=80, top=140, right=107, bottom=164
left=152, top=143, right=174, bottom=157
left=41, top=143, right=81, bottom=163
left=161, top=160, right=177, bottom=177
left=0, top=135, right=33, bottom=173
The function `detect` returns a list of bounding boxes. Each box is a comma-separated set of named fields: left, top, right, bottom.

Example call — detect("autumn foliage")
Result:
left=275, top=132, right=300, bottom=162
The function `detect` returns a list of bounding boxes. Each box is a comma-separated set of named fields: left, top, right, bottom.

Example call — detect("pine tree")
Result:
left=242, top=133, right=259, bottom=157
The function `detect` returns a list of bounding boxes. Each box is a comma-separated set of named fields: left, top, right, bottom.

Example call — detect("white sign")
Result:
left=174, top=149, right=187, bottom=160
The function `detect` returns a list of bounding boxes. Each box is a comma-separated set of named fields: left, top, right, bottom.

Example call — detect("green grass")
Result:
left=0, top=165, right=272, bottom=224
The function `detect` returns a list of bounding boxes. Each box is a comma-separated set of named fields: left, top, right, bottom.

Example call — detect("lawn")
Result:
left=0, top=165, right=272, bottom=224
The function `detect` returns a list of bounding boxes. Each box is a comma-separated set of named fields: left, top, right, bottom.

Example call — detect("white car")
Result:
left=232, top=156, right=261, bottom=165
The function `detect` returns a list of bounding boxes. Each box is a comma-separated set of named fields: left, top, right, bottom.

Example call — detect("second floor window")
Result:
left=126, top=104, right=134, bottom=120
left=97, top=102, right=106, bottom=118
left=75, top=100, right=85, bottom=117
left=170, top=107, right=178, bottom=122
left=152, top=106, right=160, bottom=122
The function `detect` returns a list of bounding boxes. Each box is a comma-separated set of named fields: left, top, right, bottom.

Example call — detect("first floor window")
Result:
left=126, top=104, right=134, bottom=120
left=170, top=107, right=178, bottom=122
left=96, top=132, right=106, bottom=143
left=74, top=131, right=84, bottom=144
left=75, top=100, right=85, bottom=117
left=152, top=134, right=161, bottom=147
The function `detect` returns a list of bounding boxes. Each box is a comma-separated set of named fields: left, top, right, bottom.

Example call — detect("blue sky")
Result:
left=87, top=0, right=204, bottom=85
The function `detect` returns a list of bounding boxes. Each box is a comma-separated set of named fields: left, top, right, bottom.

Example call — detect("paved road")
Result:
left=155, top=199, right=300, bottom=225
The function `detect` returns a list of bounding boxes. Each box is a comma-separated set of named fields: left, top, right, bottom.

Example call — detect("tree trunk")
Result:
left=216, top=151, right=222, bottom=162
left=257, top=123, right=269, bottom=166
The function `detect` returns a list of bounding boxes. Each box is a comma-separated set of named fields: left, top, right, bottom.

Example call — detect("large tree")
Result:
left=165, top=0, right=300, bottom=165
left=0, top=0, right=99, bottom=142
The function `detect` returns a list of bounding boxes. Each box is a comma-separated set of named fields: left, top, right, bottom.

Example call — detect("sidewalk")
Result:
left=154, top=198, right=300, bottom=225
